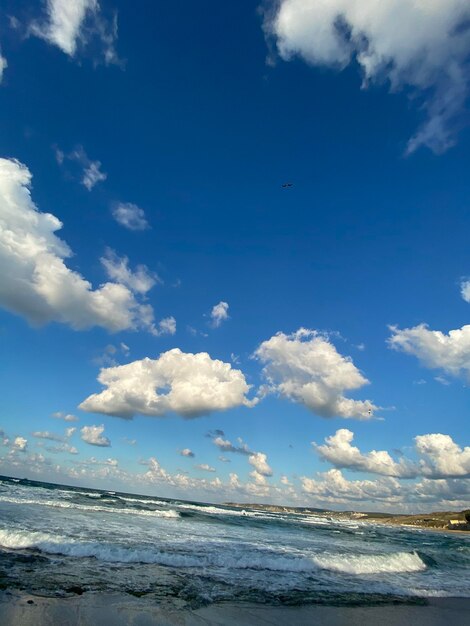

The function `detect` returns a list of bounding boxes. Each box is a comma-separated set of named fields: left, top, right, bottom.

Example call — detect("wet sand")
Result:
left=1, top=591, right=469, bottom=626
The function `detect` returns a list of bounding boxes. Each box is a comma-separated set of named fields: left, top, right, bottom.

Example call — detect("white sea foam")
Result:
left=312, top=551, right=426, bottom=574
left=116, top=495, right=169, bottom=507
left=0, top=527, right=427, bottom=576
left=0, top=528, right=59, bottom=549
left=76, top=491, right=102, bottom=499
left=0, top=495, right=179, bottom=519
left=295, top=516, right=329, bottom=526
left=0, top=528, right=199, bottom=565
left=175, top=503, right=265, bottom=518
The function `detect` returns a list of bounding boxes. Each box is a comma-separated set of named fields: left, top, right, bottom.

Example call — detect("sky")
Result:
left=0, top=0, right=470, bottom=512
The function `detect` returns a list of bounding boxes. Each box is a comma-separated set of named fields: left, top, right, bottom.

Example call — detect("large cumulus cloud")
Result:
left=255, top=329, right=377, bottom=419
left=0, top=158, right=158, bottom=333
left=315, top=429, right=470, bottom=479
left=80, top=348, right=257, bottom=418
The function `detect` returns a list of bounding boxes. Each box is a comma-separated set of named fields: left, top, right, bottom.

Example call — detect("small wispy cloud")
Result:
left=55, top=145, right=107, bottom=190
left=111, top=202, right=149, bottom=231
left=210, top=301, right=229, bottom=328
left=180, top=448, right=195, bottom=458
left=0, top=52, right=7, bottom=84
left=52, top=412, right=79, bottom=422
left=29, top=0, right=120, bottom=65
left=195, top=463, right=216, bottom=473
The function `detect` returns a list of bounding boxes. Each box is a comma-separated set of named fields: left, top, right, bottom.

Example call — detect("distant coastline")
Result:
left=224, top=502, right=470, bottom=532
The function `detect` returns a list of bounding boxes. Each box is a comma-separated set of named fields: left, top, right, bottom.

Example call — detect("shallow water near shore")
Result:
left=0, top=476, right=469, bottom=610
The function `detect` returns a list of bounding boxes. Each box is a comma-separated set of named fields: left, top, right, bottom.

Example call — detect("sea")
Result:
left=0, top=475, right=468, bottom=609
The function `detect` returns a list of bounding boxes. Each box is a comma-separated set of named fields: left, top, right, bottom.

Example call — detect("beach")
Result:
left=1, top=592, right=470, bottom=626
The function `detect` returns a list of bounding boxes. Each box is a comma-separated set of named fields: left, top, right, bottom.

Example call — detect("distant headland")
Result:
left=224, top=503, right=470, bottom=532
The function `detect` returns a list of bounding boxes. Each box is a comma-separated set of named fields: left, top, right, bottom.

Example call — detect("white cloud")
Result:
left=12, top=436, right=28, bottom=452
left=136, top=455, right=282, bottom=503
left=210, top=301, right=229, bottom=327
left=42, top=442, right=78, bottom=455
left=52, top=412, right=79, bottom=422
left=100, top=248, right=158, bottom=295
left=302, top=468, right=402, bottom=505
left=80, top=424, right=111, bottom=447
left=415, top=434, right=470, bottom=478
left=76, top=456, right=118, bottom=467
left=32, top=431, right=63, bottom=442
left=0, top=53, right=7, bottom=83
left=248, top=452, right=273, bottom=476
left=0, top=158, right=157, bottom=333
left=112, top=202, right=149, bottom=231
left=255, top=329, right=377, bottom=419
left=250, top=470, right=268, bottom=485
left=229, top=472, right=240, bottom=488
left=82, top=160, right=107, bottom=191
left=265, top=0, right=470, bottom=154
left=32, top=428, right=75, bottom=442
left=155, top=316, right=176, bottom=336
left=210, top=434, right=272, bottom=482
left=30, top=0, right=119, bottom=64
left=389, top=323, right=470, bottom=382
left=212, top=435, right=251, bottom=456
left=8, top=431, right=28, bottom=454
left=1, top=429, right=468, bottom=510
left=33, top=0, right=94, bottom=55
left=80, top=348, right=256, bottom=419
left=122, top=437, right=136, bottom=446
left=195, top=463, right=216, bottom=473
left=93, top=342, right=134, bottom=367
left=460, top=279, right=470, bottom=303
left=315, top=429, right=470, bottom=480
left=315, top=429, right=416, bottom=478
left=58, top=146, right=106, bottom=191
left=414, top=477, right=470, bottom=507
left=180, top=448, right=195, bottom=458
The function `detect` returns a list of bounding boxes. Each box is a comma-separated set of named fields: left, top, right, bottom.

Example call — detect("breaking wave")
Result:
left=0, top=528, right=426, bottom=574
left=0, top=495, right=179, bottom=519
left=312, top=551, right=427, bottom=574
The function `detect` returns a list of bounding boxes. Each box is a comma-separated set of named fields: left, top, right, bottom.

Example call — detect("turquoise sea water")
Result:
left=0, top=476, right=468, bottom=608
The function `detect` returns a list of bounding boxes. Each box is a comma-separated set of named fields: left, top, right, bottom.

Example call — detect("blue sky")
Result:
left=0, top=1, right=469, bottom=511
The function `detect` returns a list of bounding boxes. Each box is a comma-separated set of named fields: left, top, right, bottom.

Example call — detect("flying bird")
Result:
left=281, top=182, right=293, bottom=188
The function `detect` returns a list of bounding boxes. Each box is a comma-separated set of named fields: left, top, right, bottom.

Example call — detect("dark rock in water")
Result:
left=66, top=586, right=84, bottom=595
left=27, top=600, right=34, bottom=605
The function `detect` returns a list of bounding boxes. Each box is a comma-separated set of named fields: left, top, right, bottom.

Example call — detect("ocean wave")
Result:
left=312, top=551, right=427, bottom=574
left=0, top=495, right=179, bottom=519
left=0, top=527, right=427, bottom=576
left=0, top=528, right=200, bottom=564
left=74, top=491, right=102, bottom=499
left=115, top=495, right=169, bottom=507
left=175, top=503, right=265, bottom=518
left=0, top=529, right=57, bottom=550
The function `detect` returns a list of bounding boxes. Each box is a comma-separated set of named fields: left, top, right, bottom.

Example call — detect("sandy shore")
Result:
left=1, top=591, right=469, bottom=626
